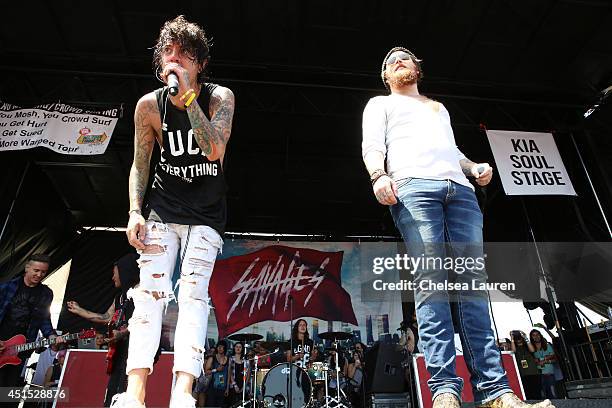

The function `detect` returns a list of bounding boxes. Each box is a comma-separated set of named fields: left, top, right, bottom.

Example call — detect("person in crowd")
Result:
left=346, top=343, right=367, bottom=407
left=31, top=334, right=66, bottom=387
left=326, top=348, right=349, bottom=395
left=96, top=329, right=108, bottom=350
left=193, top=348, right=215, bottom=408
left=533, top=323, right=566, bottom=398
left=498, top=338, right=512, bottom=351
left=204, top=341, right=229, bottom=407
left=347, top=342, right=367, bottom=384
left=530, top=330, right=557, bottom=399
left=44, top=348, right=67, bottom=387
left=510, top=330, right=541, bottom=400
left=227, top=342, right=250, bottom=405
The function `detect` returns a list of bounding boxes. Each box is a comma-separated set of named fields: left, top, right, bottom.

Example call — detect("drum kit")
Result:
left=227, top=331, right=357, bottom=408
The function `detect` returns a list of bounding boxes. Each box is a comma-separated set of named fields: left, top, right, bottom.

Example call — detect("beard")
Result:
left=387, top=68, right=419, bottom=88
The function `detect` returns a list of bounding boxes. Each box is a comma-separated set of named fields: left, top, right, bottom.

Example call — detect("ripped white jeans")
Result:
left=126, top=220, right=222, bottom=378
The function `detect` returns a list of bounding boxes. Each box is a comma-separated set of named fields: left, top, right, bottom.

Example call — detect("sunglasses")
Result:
left=386, top=52, right=413, bottom=66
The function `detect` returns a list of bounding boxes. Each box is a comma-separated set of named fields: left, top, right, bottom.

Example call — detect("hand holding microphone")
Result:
left=162, top=63, right=185, bottom=96
left=471, top=163, right=493, bottom=186
left=162, top=64, right=198, bottom=109
left=167, top=73, right=179, bottom=96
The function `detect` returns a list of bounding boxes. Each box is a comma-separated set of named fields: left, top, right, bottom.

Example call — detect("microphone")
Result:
left=476, top=165, right=486, bottom=176
left=167, top=73, right=179, bottom=96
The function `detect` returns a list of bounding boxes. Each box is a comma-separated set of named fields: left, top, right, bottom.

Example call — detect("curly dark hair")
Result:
left=153, top=15, right=211, bottom=84
left=530, top=329, right=549, bottom=351
left=380, top=46, right=424, bottom=91
left=215, top=340, right=228, bottom=353
left=291, top=319, right=310, bottom=341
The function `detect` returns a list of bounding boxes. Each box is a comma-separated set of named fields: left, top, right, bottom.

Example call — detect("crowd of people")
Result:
left=190, top=319, right=369, bottom=408
left=502, top=329, right=563, bottom=400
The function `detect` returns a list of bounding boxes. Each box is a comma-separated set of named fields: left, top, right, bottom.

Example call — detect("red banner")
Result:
left=210, top=245, right=357, bottom=338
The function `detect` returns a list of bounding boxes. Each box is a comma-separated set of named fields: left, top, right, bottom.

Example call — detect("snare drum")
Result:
left=261, top=363, right=312, bottom=407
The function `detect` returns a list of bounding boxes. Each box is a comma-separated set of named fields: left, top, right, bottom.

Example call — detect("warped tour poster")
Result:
left=160, top=240, right=403, bottom=351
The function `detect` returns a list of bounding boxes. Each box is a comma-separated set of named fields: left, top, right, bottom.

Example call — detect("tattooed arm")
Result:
left=459, top=158, right=493, bottom=186
left=186, top=86, right=235, bottom=162
left=459, top=158, right=477, bottom=177
left=127, top=93, right=159, bottom=250
left=66, top=300, right=115, bottom=324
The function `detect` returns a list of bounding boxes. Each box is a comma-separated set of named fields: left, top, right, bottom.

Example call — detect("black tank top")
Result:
left=146, top=84, right=227, bottom=235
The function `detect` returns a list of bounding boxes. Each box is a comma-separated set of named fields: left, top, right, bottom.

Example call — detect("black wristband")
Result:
left=370, top=169, right=388, bottom=185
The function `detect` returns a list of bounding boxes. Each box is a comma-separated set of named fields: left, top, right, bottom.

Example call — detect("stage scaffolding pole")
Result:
left=569, top=132, right=612, bottom=238
left=520, top=198, right=574, bottom=381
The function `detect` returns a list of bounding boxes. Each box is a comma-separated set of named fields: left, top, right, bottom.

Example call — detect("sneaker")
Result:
left=433, top=393, right=460, bottom=408
left=169, top=391, right=196, bottom=408
left=110, top=392, right=146, bottom=408
left=478, top=392, right=555, bottom=408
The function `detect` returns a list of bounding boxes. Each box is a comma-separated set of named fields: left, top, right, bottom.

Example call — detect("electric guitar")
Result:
left=0, top=329, right=96, bottom=368
left=106, top=306, right=127, bottom=374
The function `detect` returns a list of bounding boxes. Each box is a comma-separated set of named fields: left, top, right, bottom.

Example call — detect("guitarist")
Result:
left=67, top=253, right=141, bottom=406
left=0, top=254, right=63, bottom=391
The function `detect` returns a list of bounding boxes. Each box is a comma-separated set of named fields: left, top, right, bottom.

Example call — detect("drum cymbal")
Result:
left=318, top=331, right=353, bottom=341
left=260, top=341, right=290, bottom=351
left=324, top=345, right=346, bottom=352
left=228, top=333, right=263, bottom=342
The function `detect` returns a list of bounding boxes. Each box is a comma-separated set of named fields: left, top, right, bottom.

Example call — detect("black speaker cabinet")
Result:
left=364, top=342, right=406, bottom=393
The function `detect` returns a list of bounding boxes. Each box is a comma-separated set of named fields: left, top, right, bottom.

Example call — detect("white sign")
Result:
left=0, top=100, right=119, bottom=155
left=486, top=130, right=576, bottom=196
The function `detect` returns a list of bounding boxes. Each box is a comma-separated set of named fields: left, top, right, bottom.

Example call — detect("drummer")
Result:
left=286, top=319, right=313, bottom=368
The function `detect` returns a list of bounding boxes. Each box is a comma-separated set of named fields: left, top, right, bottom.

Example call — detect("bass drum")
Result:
left=261, top=363, right=312, bottom=407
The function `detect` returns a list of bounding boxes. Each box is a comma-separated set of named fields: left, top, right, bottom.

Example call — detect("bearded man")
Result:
left=361, top=46, right=554, bottom=408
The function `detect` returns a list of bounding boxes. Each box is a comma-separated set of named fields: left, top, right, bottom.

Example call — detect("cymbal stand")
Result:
left=241, top=343, right=251, bottom=407
left=234, top=349, right=279, bottom=408
left=325, top=338, right=349, bottom=408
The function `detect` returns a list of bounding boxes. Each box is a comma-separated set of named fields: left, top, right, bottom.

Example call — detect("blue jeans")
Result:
left=541, top=374, right=556, bottom=399
left=390, top=178, right=510, bottom=404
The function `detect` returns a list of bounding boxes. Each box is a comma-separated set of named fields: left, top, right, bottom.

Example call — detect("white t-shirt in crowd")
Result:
left=362, top=93, right=473, bottom=190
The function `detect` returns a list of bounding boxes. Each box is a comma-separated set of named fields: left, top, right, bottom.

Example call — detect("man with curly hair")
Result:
left=114, top=15, right=235, bottom=408
left=361, top=47, right=554, bottom=408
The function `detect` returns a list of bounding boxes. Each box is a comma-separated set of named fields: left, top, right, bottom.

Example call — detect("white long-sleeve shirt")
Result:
left=362, top=94, right=473, bottom=190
